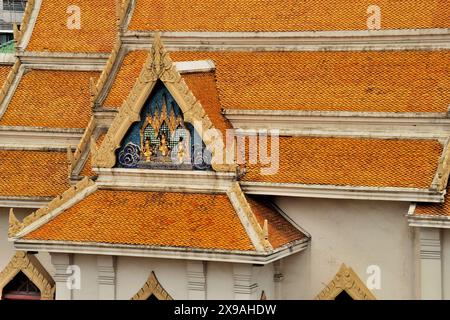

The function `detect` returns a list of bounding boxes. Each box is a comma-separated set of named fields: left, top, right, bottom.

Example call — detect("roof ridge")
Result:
left=13, top=0, right=36, bottom=48
left=94, top=36, right=123, bottom=105
left=9, top=177, right=97, bottom=238
left=227, top=182, right=272, bottom=252
left=0, top=58, right=20, bottom=115
left=68, top=116, right=96, bottom=177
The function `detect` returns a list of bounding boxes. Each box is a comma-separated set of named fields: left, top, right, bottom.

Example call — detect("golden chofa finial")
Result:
left=9, top=208, right=23, bottom=237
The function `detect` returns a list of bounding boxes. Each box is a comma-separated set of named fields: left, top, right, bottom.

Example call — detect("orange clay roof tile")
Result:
left=129, top=0, right=450, bottom=31
left=24, top=190, right=256, bottom=251
left=249, top=197, right=305, bottom=249
left=80, top=133, right=106, bottom=177
left=27, top=0, right=117, bottom=53
left=415, top=187, right=450, bottom=216
left=0, top=69, right=99, bottom=129
left=0, top=150, right=70, bottom=197
left=104, top=50, right=450, bottom=113
left=103, top=50, right=231, bottom=132
left=242, top=137, right=442, bottom=188
left=170, top=51, right=450, bottom=113
left=103, top=50, right=149, bottom=108
left=182, top=72, right=232, bottom=135
left=0, top=65, right=11, bottom=87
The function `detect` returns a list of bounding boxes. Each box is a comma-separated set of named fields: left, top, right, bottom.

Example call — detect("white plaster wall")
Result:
left=72, top=254, right=98, bottom=300
left=253, top=263, right=274, bottom=300
left=0, top=207, right=54, bottom=277
left=442, top=229, right=450, bottom=300
left=206, top=261, right=234, bottom=300
left=275, top=197, right=416, bottom=300
left=116, top=256, right=187, bottom=300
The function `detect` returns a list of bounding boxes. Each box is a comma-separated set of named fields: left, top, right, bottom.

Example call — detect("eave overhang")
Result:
left=241, top=182, right=445, bottom=203
left=0, top=196, right=51, bottom=209
left=226, top=110, right=450, bottom=139
left=13, top=237, right=309, bottom=265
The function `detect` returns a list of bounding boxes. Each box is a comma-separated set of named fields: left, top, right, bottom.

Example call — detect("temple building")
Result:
left=0, top=0, right=450, bottom=300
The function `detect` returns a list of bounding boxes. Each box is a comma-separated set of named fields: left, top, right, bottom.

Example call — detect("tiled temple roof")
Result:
left=0, top=150, right=70, bottom=197
left=0, top=69, right=99, bottom=129
left=21, top=189, right=305, bottom=251
left=242, top=136, right=442, bottom=188
left=0, top=65, right=11, bottom=87
left=27, top=0, right=117, bottom=53
left=129, top=0, right=450, bottom=31
left=104, top=50, right=450, bottom=113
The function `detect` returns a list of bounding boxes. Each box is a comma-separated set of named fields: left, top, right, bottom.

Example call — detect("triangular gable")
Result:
left=0, top=251, right=55, bottom=300
left=315, top=264, right=376, bottom=300
left=131, top=271, right=173, bottom=300
left=91, top=33, right=235, bottom=172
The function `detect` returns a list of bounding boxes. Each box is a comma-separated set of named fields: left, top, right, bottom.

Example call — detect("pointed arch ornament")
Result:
left=315, top=264, right=376, bottom=300
left=131, top=271, right=173, bottom=300
left=0, top=251, right=55, bottom=300
left=92, top=33, right=235, bottom=172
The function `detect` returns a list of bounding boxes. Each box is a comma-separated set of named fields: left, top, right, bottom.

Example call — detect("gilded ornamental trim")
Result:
left=9, top=177, right=95, bottom=237
left=92, top=33, right=235, bottom=172
left=13, top=0, right=36, bottom=46
left=315, top=264, right=376, bottom=300
left=0, top=251, right=55, bottom=300
left=93, top=36, right=122, bottom=105
left=131, top=271, right=173, bottom=300
left=0, top=59, right=20, bottom=108
left=432, top=138, right=450, bottom=191
left=68, top=116, right=96, bottom=176
left=229, top=182, right=272, bottom=252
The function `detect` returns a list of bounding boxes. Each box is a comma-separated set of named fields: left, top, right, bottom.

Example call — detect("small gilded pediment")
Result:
left=92, top=33, right=235, bottom=172
left=116, top=81, right=212, bottom=171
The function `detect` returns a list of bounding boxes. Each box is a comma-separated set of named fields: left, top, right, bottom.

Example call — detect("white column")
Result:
left=273, top=260, right=284, bottom=300
left=97, top=255, right=116, bottom=300
left=187, top=261, right=206, bottom=300
left=51, top=253, right=72, bottom=300
left=233, top=264, right=258, bottom=300
left=420, top=228, right=442, bottom=300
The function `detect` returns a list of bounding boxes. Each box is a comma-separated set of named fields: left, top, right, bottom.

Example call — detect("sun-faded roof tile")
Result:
left=0, top=69, right=99, bottom=128
left=129, top=0, right=450, bottom=31
left=248, top=197, right=305, bottom=249
left=242, top=136, right=442, bottom=188
left=103, top=50, right=149, bottom=108
left=171, top=50, right=450, bottom=113
left=0, top=150, right=70, bottom=197
left=24, top=190, right=256, bottom=251
left=27, top=0, right=117, bottom=53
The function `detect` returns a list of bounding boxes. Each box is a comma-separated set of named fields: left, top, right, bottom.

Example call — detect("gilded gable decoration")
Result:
left=315, top=264, right=376, bottom=300
left=0, top=251, right=55, bottom=300
left=115, top=81, right=211, bottom=170
left=131, top=271, right=173, bottom=300
left=93, top=33, right=235, bottom=172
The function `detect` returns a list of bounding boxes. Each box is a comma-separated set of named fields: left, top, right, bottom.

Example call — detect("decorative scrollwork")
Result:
left=118, top=142, right=141, bottom=168
left=192, top=143, right=212, bottom=171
